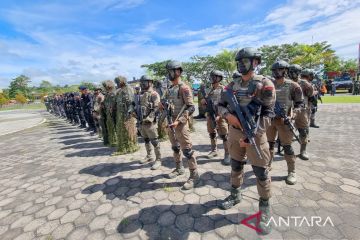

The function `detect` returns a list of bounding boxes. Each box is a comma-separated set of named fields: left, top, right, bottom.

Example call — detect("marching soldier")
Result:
left=162, top=60, right=199, bottom=190
left=217, top=48, right=275, bottom=234
left=201, top=70, right=230, bottom=165
left=289, top=65, right=313, bottom=160
left=137, top=75, right=162, bottom=170
left=114, top=76, right=139, bottom=154
left=267, top=60, right=304, bottom=185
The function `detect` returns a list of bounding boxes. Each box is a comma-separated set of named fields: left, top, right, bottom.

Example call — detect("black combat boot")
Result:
left=258, top=198, right=272, bottom=235
left=219, top=187, right=242, bottom=210
left=298, top=144, right=309, bottom=160
left=310, top=119, right=319, bottom=128
left=166, top=162, right=185, bottom=179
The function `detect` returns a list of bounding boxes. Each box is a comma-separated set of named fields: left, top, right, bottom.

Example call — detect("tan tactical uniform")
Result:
left=293, top=78, right=313, bottom=144
left=266, top=79, right=303, bottom=181
left=140, top=88, right=161, bottom=163
left=164, top=80, right=197, bottom=170
left=218, top=74, right=275, bottom=200
left=204, top=84, right=229, bottom=156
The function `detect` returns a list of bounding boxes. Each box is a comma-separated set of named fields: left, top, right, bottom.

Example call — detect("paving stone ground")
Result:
left=0, top=104, right=360, bottom=240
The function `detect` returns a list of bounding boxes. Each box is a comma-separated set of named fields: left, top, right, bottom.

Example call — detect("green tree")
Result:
left=292, top=42, right=336, bottom=70
left=259, top=43, right=301, bottom=75
left=341, top=59, right=357, bottom=72
left=0, top=93, right=9, bottom=107
left=213, top=49, right=237, bottom=81
left=39, top=80, right=53, bottom=94
left=141, top=60, right=171, bottom=80
left=9, top=75, right=31, bottom=98
left=15, top=93, right=27, bottom=104
left=80, top=81, right=96, bottom=90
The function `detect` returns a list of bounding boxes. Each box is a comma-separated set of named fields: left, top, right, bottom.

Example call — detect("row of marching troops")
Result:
left=47, top=47, right=322, bottom=235
left=44, top=86, right=99, bottom=135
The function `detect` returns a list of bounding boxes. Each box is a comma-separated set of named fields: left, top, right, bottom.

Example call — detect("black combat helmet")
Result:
left=166, top=60, right=183, bottom=81
left=210, top=70, right=225, bottom=78
left=288, top=64, right=302, bottom=80
left=271, top=60, right=289, bottom=79
left=210, top=70, right=224, bottom=84
left=166, top=61, right=183, bottom=71
left=232, top=71, right=241, bottom=79
left=235, top=47, right=261, bottom=63
left=140, top=75, right=153, bottom=82
left=140, top=75, right=153, bottom=90
left=235, top=47, right=261, bottom=75
left=271, top=60, right=290, bottom=70
left=301, top=68, right=311, bottom=77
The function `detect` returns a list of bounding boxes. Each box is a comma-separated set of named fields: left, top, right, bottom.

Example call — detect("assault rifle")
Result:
left=223, top=88, right=262, bottom=159
left=199, top=87, right=217, bottom=129
left=274, top=101, right=301, bottom=144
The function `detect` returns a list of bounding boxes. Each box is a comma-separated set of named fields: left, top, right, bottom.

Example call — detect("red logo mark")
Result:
left=240, top=211, right=262, bottom=233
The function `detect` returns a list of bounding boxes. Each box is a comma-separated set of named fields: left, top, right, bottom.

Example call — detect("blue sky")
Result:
left=1, top=0, right=360, bottom=88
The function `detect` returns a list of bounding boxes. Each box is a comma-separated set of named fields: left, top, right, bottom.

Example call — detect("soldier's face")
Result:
left=272, top=68, right=286, bottom=79
left=237, top=58, right=252, bottom=75
left=168, top=69, right=181, bottom=81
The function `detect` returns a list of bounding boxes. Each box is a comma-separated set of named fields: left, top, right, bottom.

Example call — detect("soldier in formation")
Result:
left=162, top=61, right=199, bottom=190
left=137, top=75, right=162, bottom=170
left=266, top=60, right=303, bottom=185
left=289, top=65, right=314, bottom=160
left=114, top=76, right=139, bottom=154
left=217, top=47, right=275, bottom=234
left=201, top=70, right=230, bottom=165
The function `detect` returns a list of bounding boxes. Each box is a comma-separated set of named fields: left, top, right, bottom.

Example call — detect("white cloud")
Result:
left=1, top=0, right=359, bottom=89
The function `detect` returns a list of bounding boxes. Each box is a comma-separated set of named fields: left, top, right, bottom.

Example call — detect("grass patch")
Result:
left=120, top=218, right=130, bottom=226
left=0, top=103, right=46, bottom=111
left=162, top=184, right=174, bottom=192
left=321, top=95, right=360, bottom=103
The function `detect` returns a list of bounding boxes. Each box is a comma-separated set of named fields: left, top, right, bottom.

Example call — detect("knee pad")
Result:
left=150, top=138, right=159, bottom=147
left=283, top=145, right=294, bottom=155
left=268, top=141, right=276, bottom=150
left=219, top=134, right=228, bottom=142
left=209, top=133, right=216, bottom=139
left=298, top=128, right=307, bottom=138
left=231, top=159, right=245, bottom=172
left=144, top=138, right=150, bottom=144
left=171, top=145, right=180, bottom=153
left=252, top=165, right=268, bottom=181
left=182, top=148, right=194, bottom=159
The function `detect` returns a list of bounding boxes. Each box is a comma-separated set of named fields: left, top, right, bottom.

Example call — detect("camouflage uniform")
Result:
left=202, top=70, right=230, bottom=165
left=102, top=81, right=117, bottom=146
left=114, top=76, right=139, bottom=154
left=219, top=74, right=275, bottom=201
left=195, top=84, right=206, bottom=119
left=138, top=76, right=162, bottom=170
left=164, top=61, right=199, bottom=190
left=218, top=48, right=274, bottom=235
left=290, top=65, right=313, bottom=160
left=93, top=90, right=105, bottom=137
left=267, top=61, right=303, bottom=185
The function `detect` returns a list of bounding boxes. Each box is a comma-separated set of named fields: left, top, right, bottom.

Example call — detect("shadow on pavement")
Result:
left=116, top=201, right=259, bottom=239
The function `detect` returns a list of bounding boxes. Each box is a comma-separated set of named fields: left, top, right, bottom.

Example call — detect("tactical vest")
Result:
left=140, top=90, right=155, bottom=118
left=233, top=75, right=262, bottom=107
left=209, top=85, right=223, bottom=106
left=167, top=83, right=186, bottom=118
left=275, top=79, right=293, bottom=111
left=299, top=79, right=309, bottom=106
